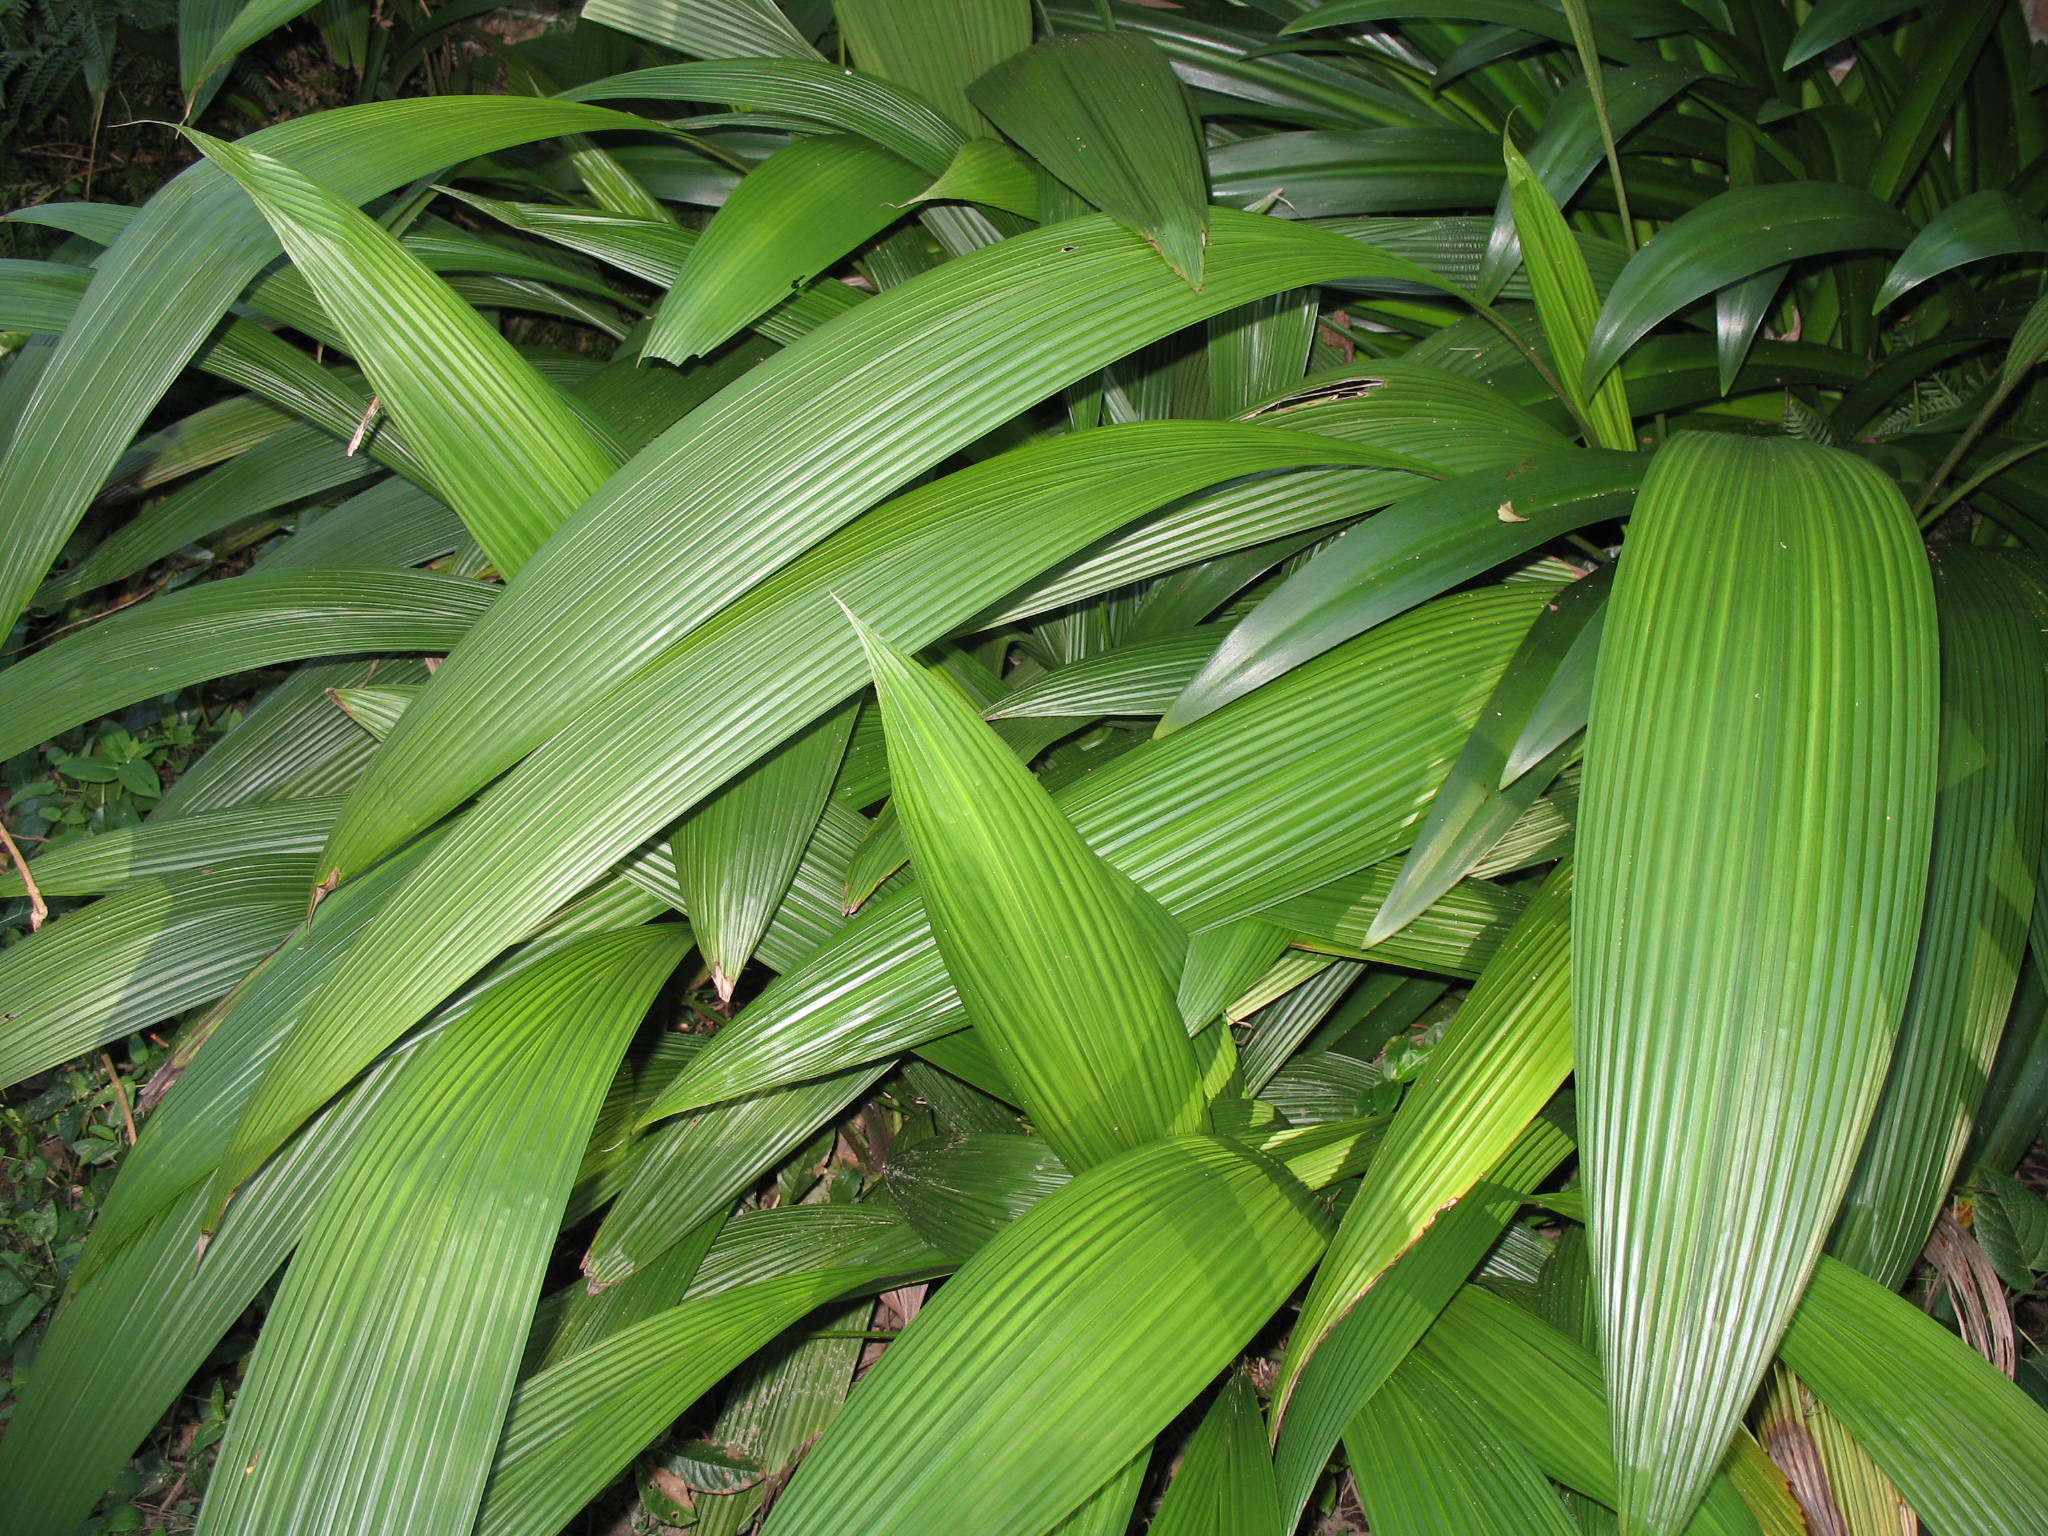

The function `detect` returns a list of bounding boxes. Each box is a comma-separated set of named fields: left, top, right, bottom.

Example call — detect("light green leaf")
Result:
left=1577, top=433, right=1938, bottom=1536
left=970, top=30, right=1210, bottom=287
left=1829, top=550, right=2043, bottom=1284
left=1781, top=1257, right=2048, bottom=1535
left=579, top=0, right=823, bottom=61
left=197, top=926, right=691, bottom=1536
left=1160, top=450, right=1641, bottom=733
left=645, top=136, right=927, bottom=364
left=1150, top=1368, right=1283, bottom=1536
left=1503, top=133, right=1632, bottom=450
left=850, top=611, right=1207, bottom=1169
left=185, top=129, right=620, bottom=577
left=2, top=798, right=343, bottom=897
left=760, top=1134, right=1328, bottom=1536
left=0, top=858, right=312, bottom=1091
left=0, top=567, right=493, bottom=764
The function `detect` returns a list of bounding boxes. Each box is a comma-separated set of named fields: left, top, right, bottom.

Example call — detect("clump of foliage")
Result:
left=2, top=2, right=2048, bottom=1535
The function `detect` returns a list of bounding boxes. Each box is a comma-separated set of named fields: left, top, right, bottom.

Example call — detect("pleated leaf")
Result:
left=197, top=924, right=691, bottom=1536
left=1161, top=449, right=1642, bottom=733
left=1270, top=1090, right=1574, bottom=1526
left=1873, top=190, right=2048, bottom=311
left=475, top=1268, right=908, bottom=1536
left=1829, top=550, right=2043, bottom=1284
left=1149, top=1368, right=1283, bottom=1536
left=970, top=31, right=1210, bottom=288
left=185, top=129, right=619, bottom=577
left=1415, top=1287, right=1771, bottom=1536
left=1576, top=432, right=1938, bottom=1536
left=644, top=136, right=928, bottom=364
left=3, top=798, right=343, bottom=897
left=652, top=588, right=1545, bottom=1116
left=0, top=95, right=645, bottom=643
left=579, top=0, right=822, bottom=61
left=0, top=857, right=312, bottom=1091
left=759, top=1133, right=1328, bottom=1536
left=670, top=705, right=854, bottom=1002
left=1348, top=1360, right=1581, bottom=1536
left=837, top=0, right=1031, bottom=138
left=314, top=212, right=1453, bottom=890
left=1503, top=133, right=1633, bottom=451
left=209, top=410, right=1453, bottom=1221
left=1780, top=1257, right=2048, bottom=1536
left=0, top=567, right=493, bottom=763
left=850, top=613, right=1207, bottom=1170
left=1582, top=185, right=1913, bottom=389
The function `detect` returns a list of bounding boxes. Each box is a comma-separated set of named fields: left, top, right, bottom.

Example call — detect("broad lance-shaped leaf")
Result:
left=1582, top=184, right=1912, bottom=389
left=580, top=0, right=822, bottom=61
left=671, top=705, right=854, bottom=1003
left=1503, top=133, right=1632, bottom=451
left=1367, top=570, right=1606, bottom=946
left=849, top=612, right=1208, bottom=1170
left=969, top=30, right=1210, bottom=288
left=0, top=567, right=494, bottom=764
left=0, top=95, right=649, bottom=645
left=196, top=925, right=692, bottom=1536
left=1161, top=449, right=1643, bottom=733
left=1874, top=190, right=2048, bottom=312
left=837, top=0, right=1030, bottom=139
left=1576, top=432, right=1937, bottom=1536
left=314, top=210, right=1458, bottom=890
left=2, top=798, right=343, bottom=897
left=1347, top=1357, right=1581, bottom=1536
left=1780, top=1257, right=2048, bottom=1536
left=1272, top=863, right=1573, bottom=1493
left=0, top=857, right=313, bottom=1092
left=1828, top=550, right=2043, bottom=1285
left=760, top=1134, right=1328, bottom=1536
left=184, top=130, right=619, bottom=578
left=644, top=136, right=928, bottom=365
left=1150, top=1368, right=1283, bottom=1536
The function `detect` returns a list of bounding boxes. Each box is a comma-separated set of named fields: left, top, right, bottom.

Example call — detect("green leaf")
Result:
left=1414, top=1287, right=1767, bottom=1536
left=1829, top=551, right=2043, bottom=1285
left=1576, top=433, right=1938, bottom=1536
left=561, top=60, right=966, bottom=175
left=1209, top=128, right=1506, bottom=220
left=0, top=858, right=313, bottom=1091
left=578, top=0, right=823, bottom=61
left=2, top=799, right=343, bottom=898
left=1348, top=1358, right=1581, bottom=1536
left=652, top=587, right=1546, bottom=1116
left=838, top=0, right=1031, bottom=138
left=212, top=406, right=1458, bottom=1220
left=884, top=1133, right=1073, bottom=1260
left=983, top=629, right=1222, bottom=719
left=907, top=137, right=1043, bottom=220
left=759, top=1134, right=1327, bottom=1536
left=970, top=31, right=1210, bottom=287
left=475, top=1268, right=909, bottom=1536
left=671, top=705, right=853, bottom=1001
left=1367, top=572, right=1606, bottom=944
left=1874, top=190, right=2048, bottom=312
left=1780, top=1257, right=2048, bottom=1536
left=0, top=568, right=493, bottom=765
left=197, top=926, right=690, bottom=1536
left=1782, top=0, right=1923, bottom=68
left=0, top=95, right=651, bottom=646
left=1160, top=450, right=1641, bottom=733
left=1582, top=185, right=1914, bottom=389
left=184, top=130, right=620, bottom=577
left=645, top=136, right=928, bottom=364
left=1973, top=1168, right=2048, bottom=1291
left=316, top=211, right=1456, bottom=889
left=1504, top=133, right=1633, bottom=450
left=850, top=612, right=1208, bottom=1169
left=183, top=0, right=325, bottom=99
left=1150, top=1368, right=1283, bottom=1536
left=1269, top=871, right=1573, bottom=1521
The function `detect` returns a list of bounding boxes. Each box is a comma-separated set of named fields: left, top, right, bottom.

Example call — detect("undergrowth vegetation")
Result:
left=3, top=1, right=2048, bottom=1533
